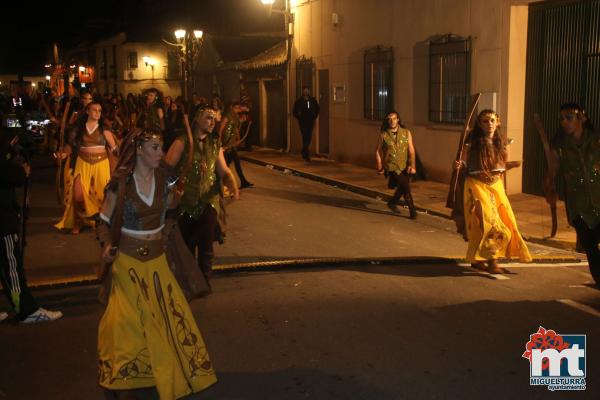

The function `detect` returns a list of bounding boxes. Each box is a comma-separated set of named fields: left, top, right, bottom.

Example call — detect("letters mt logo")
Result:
left=522, top=326, right=586, bottom=391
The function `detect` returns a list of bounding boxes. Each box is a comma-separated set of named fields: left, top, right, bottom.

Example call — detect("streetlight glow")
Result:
left=174, top=29, right=186, bottom=40
left=79, top=66, right=85, bottom=72
left=194, top=30, right=203, bottom=39
left=45, top=75, right=51, bottom=80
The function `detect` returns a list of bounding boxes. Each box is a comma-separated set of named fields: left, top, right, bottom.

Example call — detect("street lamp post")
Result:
left=164, top=29, right=203, bottom=103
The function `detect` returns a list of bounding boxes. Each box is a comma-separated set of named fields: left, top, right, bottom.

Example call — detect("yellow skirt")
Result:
left=54, top=156, right=110, bottom=230
left=463, top=176, right=532, bottom=263
left=98, top=252, right=217, bottom=399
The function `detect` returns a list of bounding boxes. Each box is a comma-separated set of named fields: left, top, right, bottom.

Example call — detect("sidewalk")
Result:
left=240, top=148, right=577, bottom=251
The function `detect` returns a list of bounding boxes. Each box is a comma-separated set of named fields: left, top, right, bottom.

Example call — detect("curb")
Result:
left=25, top=255, right=582, bottom=291
left=241, top=155, right=579, bottom=250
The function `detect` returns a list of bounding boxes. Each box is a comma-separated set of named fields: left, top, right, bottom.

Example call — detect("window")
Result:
left=364, top=46, right=393, bottom=120
left=429, top=35, right=471, bottom=124
left=167, top=50, right=180, bottom=80
left=296, top=56, right=314, bottom=98
left=127, top=51, right=138, bottom=69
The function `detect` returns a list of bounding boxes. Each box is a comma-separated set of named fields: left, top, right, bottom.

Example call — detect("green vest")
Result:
left=555, top=128, right=600, bottom=228
left=220, top=113, right=239, bottom=148
left=382, top=128, right=409, bottom=173
left=143, top=103, right=162, bottom=131
left=178, top=131, right=221, bottom=219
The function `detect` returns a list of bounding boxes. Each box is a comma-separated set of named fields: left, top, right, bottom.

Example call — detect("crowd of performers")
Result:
left=376, top=105, right=598, bottom=283
left=1, top=82, right=598, bottom=398
left=44, top=87, right=252, bottom=398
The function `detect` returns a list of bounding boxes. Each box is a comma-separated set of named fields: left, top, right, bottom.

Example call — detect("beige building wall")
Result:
left=290, top=0, right=535, bottom=193
left=95, top=36, right=181, bottom=98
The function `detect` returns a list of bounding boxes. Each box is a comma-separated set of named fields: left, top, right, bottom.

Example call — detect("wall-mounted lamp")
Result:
left=79, top=66, right=86, bottom=72
left=45, top=75, right=51, bottom=81
left=142, top=56, right=157, bottom=80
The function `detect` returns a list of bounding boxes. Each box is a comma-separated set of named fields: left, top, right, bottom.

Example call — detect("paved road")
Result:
left=1, top=262, right=598, bottom=399
left=21, top=158, right=582, bottom=284
left=1, top=156, right=597, bottom=399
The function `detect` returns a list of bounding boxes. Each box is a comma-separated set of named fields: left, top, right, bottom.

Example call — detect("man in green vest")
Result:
left=375, top=110, right=417, bottom=219
left=165, top=105, right=238, bottom=280
left=549, top=103, right=600, bottom=285
left=137, top=88, right=164, bottom=131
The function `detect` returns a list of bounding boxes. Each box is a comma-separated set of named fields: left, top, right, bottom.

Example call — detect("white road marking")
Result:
left=557, top=299, right=600, bottom=318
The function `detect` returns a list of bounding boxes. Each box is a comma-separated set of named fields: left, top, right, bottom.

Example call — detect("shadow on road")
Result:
left=252, top=186, right=410, bottom=219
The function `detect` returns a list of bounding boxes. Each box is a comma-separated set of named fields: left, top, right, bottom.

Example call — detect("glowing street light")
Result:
left=45, top=75, right=51, bottom=81
left=79, top=66, right=86, bottom=72
left=163, top=27, right=204, bottom=101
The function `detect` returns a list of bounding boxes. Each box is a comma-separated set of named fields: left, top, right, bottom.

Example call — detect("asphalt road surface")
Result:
left=1, top=157, right=597, bottom=399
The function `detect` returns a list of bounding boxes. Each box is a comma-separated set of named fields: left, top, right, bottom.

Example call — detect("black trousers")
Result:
left=298, top=120, right=314, bottom=158
left=387, top=171, right=415, bottom=208
left=224, top=148, right=250, bottom=185
left=0, top=233, right=38, bottom=319
left=178, top=208, right=218, bottom=278
left=572, top=217, right=600, bottom=284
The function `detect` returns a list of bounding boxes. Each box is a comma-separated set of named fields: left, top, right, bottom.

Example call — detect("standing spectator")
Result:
left=0, top=128, right=62, bottom=323
left=375, top=111, right=417, bottom=219
left=293, top=86, right=320, bottom=161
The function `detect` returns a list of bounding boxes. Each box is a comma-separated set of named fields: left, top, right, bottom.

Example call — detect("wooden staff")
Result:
left=55, top=100, right=71, bottom=205
left=446, top=92, right=482, bottom=209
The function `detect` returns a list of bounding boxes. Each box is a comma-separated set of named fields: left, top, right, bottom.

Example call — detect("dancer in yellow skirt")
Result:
left=96, top=127, right=216, bottom=399
left=55, top=101, right=117, bottom=234
left=455, top=110, right=532, bottom=273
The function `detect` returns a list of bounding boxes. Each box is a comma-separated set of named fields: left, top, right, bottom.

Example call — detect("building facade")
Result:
left=284, top=0, right=542, bottom=194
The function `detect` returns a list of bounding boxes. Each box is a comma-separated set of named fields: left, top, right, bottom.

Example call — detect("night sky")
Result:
left=0, top=0, right=284, bottom=75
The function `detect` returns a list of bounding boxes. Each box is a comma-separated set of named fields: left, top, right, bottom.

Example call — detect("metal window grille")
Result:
left=428, top=35, right=471, bottom=124
left=523, top=0, right=600, bottom=196
left=127, top=52, right=138, bottom=69
left=364, top=46, right=393, bottom=120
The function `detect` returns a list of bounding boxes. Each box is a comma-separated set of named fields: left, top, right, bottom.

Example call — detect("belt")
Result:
left=118, top=236, right=164, bottom=262
left=468, top=172, right=503, bottom=184
left=79, top=151, right=108, bottom=164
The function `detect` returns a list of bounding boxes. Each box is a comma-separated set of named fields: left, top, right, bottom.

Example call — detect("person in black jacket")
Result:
left=293, top=86, right=320, bottom=161
left=0, top=128, right=63, bottom=324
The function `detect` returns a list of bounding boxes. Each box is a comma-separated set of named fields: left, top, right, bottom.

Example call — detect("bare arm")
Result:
left=215, top=148, right=239, bottom=199
left=103, top=130, right=117, bottom=152
left=157, top=107, right=165, bottom=131
left=407, top=130, right=416, bottom=174
left=375, top=133, right=384, bottom=173
left=164, top=137, right=185, bottom=167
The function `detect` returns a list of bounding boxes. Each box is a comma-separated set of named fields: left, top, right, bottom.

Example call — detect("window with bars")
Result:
left=364, top=46, right=393, bottom=120
left=429, top=35, right=471, bottom=124
left=127, top=51, right=138, bottom=69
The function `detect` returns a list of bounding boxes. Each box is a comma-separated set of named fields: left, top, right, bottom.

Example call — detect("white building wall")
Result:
left=290, top=0, right=534, bottom=193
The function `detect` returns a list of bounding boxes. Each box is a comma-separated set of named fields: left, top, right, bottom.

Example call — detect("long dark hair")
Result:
left=468, top=109, right=507, bottom=172
left=74, top=101, right=105, bottom=144
left=380, top=110, right=406, bottom=132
